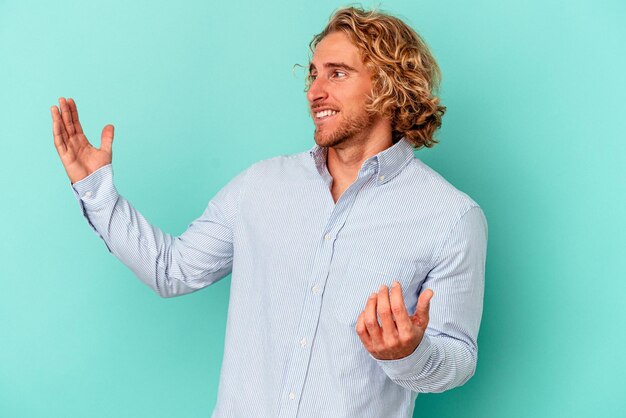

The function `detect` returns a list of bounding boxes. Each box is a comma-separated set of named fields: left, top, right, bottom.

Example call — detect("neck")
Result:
left=326, top=118, right=393, bottom=185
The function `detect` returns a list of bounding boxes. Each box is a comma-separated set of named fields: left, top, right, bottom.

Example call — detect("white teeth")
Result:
left=315, top=110, right=338, bottom=118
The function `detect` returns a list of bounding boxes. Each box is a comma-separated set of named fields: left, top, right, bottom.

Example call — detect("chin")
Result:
left=313, top=110, right=375, bottom=148
left=314, top=123, right=347, bottom=146
left=314, top=132, right=346, bottom=148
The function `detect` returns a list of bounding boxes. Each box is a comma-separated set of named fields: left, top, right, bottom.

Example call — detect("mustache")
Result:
left=310, top=104, right=341, bottom=112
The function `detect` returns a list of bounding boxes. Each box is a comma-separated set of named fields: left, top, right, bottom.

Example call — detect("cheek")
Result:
left=353, top=84, right=374, bottom=105
left=344, top=95, right=370, bottom=114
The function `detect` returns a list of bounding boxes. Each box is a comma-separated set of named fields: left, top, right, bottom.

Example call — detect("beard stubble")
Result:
left=314, top=107, right=377, bottom=148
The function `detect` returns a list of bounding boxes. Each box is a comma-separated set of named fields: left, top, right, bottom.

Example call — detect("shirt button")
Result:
left=83, top=191, right=93, bottom=198
left=299, top=337, right=307, bottom=347
left=312, top=285, right=321, bottom=294
left=379, top=175, right=385, bottom=181
left=324, top=233, right=332, bottom=241
left=288, top=392, right=295, bottom=400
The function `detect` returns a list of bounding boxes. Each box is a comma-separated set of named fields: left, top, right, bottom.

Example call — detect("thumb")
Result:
left=412, top=289, right=434, bottom=328
left=100, top=124, right=114, bottom=154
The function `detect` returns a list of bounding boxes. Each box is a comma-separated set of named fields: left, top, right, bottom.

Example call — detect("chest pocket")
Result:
left=333, top=252, right=420, bottom=326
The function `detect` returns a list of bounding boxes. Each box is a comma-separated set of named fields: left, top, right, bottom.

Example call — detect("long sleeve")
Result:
left=71, top=164, right=248, bottom=298
left=374, top=206, right=488, bottom=393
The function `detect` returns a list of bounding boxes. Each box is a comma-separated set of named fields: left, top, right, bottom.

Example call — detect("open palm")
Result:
left=51, top=97, right=114, bottom=184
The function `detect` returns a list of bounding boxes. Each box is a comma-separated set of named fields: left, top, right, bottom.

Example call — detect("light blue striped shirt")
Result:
left=71, top=137, right=487, bottom=418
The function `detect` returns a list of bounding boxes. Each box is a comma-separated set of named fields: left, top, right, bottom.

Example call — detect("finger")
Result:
left=51, top=105, right=68, bottom=154
left=58, top=97, right=76, bottom=136
left=389, top=281, right=413, bottom=334
left=412, top=289, right=434, bottom=329
left=67, top=98, right=84, bottom=134
left=355, top=312, right=373, bottom=351
left=377, top=284, right=399, bottom=344
left=100, top=124, right=114, bottom=154
left=363, top=292, right=383, bottom=348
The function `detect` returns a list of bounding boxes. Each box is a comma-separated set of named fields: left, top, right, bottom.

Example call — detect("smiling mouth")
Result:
left=313, top=109, right=339, bottom=123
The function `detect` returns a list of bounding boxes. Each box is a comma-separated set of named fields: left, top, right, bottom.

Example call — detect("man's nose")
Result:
left=307, top=77, right=328, bottom=103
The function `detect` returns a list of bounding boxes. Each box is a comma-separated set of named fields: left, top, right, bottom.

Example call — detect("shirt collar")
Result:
left=308, top=137, right=415, bottom=185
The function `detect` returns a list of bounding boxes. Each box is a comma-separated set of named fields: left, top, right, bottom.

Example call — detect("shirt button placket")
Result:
left=278, top=221, right=340, bottom=416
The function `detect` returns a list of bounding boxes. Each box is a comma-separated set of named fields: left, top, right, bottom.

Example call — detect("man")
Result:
left=51, top=6, right=487, bottom=418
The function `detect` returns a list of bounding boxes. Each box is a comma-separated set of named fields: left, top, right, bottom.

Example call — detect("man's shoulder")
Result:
left=404, top=157, right=482, bottom=215
left=244, top=149, right=313, bottom=178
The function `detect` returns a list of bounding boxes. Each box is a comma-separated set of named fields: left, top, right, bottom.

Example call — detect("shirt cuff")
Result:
left=373, top=334, right=432, bottom=380
left=71, top=164, right=119, bottom=209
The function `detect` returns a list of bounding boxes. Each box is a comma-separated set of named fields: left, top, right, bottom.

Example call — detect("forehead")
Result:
left=310, top=31, right=364, bottom=69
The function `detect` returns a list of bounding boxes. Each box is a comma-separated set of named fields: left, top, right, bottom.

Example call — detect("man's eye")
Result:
left=308, top=71, right=345, bottom=82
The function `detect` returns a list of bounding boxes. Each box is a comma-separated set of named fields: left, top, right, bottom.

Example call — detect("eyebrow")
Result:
left=308, top=62, right=358, bottom=73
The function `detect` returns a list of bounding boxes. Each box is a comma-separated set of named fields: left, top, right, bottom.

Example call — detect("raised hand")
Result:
left=356, top=281, right=434, bottom=360
left=51, top=97, right=114, bottom=184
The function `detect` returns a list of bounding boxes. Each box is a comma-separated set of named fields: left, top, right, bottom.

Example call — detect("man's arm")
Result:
left=357, top=206, right=487, bottom=392
left=70, top=164, right=246, bottom=297
left=52, top=97, right=245, bottom=297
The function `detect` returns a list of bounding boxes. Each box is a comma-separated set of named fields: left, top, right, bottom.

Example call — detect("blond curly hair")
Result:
left=306, top=6, right=446, bottom=149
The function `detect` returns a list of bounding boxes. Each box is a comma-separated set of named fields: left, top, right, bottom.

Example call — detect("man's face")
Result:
left=307, top=31, right=377, bottom=148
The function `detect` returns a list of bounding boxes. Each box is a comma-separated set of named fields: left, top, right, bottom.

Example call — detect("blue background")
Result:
left=1, top=0, right=625, bottom=416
